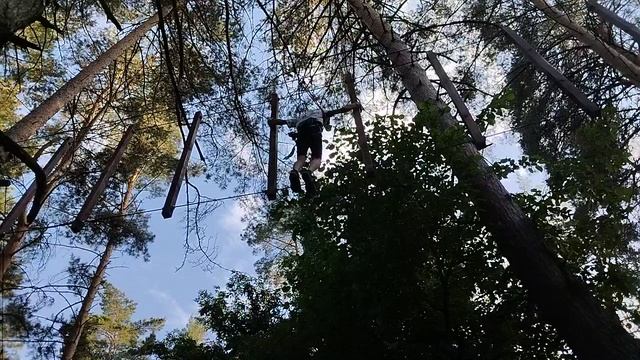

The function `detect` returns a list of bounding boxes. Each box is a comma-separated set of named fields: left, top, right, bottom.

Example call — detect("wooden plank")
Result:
left=343, top=72, right=376, bottom=175
left=426, top=52, right=488, bottom=149
left=587, top=0, right=640, bottom=43
left=162, top=112, right=202, bottom=218
left=0, top=138, right=72, bottom=235
left=500, top=25, right=601, bottom=116
left=70, top=126, right=135, bottom=232
left=0, top=130, right=47, bottom=223
left=267, top=93, right=279, bottom=200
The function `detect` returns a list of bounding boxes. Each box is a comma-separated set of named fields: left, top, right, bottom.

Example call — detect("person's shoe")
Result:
left=300, top=169, right=316, bottom=196
left=289, top=170, right=303, bottom=193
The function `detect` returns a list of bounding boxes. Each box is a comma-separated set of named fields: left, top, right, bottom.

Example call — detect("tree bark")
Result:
left=61, top=236, right=116, bottom=360
left=71, top=125, right=136, bottom=232
left=0, top=221, right=28, bottom=284
left=587, top=0, right=640, bottom=44
left=4, top=5, right=173, bottom=144
left=0, top=98, right=111, bottom=283
left=528, top=0, right=640, bottom=86
left=267, top=94, right=279, bottom=200
left=0, top=0, right=43, bottom=46
left=346, top=1, right=640, bottom=359
left=344, top=72, right=376, bottom=176
left=61, top=172, right=138, bottom=360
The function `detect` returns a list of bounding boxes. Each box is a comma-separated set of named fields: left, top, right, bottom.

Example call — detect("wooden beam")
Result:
left=267, top=93, right=279, bottom=200
left=70, top=126, right=135, bottom=232
left=0, top=138, right=72, bottom=235
left=0, top=130, right=47, bottom=222
left=500, top=25, right=601, bottom=117
left=162, top=112, right=202, bottom=218
left=587, top=0, right=640, bottom=44
left=426, top=52, right=488, bottom=149
left=347, top=2, right=640, bottom=357
left=343, top=72, right=376, bottom=175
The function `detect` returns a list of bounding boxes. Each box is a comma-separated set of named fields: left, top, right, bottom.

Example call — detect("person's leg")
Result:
left=293, top=155, right=306, bottom=171
left=309, top=157, right=321, bottom=172
left=290, top=134, right=309, bottom=194
left=301, top=131, right=322, bottom=195
left=308, top=131, right=323, bottom=172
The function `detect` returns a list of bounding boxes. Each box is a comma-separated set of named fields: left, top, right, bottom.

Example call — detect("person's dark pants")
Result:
left=296, top=124, right=322, bottom=160
left=291, top=123, right=322, bottom=194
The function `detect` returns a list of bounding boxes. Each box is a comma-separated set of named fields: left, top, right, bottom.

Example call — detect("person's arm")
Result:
left=322, top=103, right=361, bottom=130
left=268, top=119, right=288, bottom=126
left=323, top=103, right=362, bottom=119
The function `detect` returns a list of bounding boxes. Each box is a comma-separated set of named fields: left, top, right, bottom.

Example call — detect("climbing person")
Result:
left=271, top=103, right=361, bottom=195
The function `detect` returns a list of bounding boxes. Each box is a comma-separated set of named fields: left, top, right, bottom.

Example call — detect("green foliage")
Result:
left=1, top=0, right=251, bottom=356
left=71, top=283, right=165, bottom=360
left=183, top=317, right=207, bottom=344
left=72, top=212, right=155, bottom=260
left=0, top=295, right=32, bottom=359
left=133, top=311, right=227, bottom=359
left=0, top=80, right=18, bottom=130
left=477, top=87, right=516, bottom=128
left=196, top=273, right=297, bottom=358
left=135, top=332, right=227, bottom=360
left=180, top=116, right=579, bottom=358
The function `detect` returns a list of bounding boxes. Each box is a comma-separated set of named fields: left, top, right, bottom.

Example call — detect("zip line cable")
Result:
left=12, top=3, right=607, bottom=149
left=5, top=41, right=596, bottom=205
left=4, top=110, right=558, bottom=238
left=3, top=6, right=616, bottom=235
left=1, top=188, right=285, bottom=236
left=15, top=44, right=506, bottom=148
left=16, top=10, right=564, bottom=146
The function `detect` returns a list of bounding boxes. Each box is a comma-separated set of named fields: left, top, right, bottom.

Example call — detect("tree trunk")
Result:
left=346, top=1, right=640, bottom=359
left=587, top=0, right=640, bottom=44
left=528, top=0, right=640, bottom=86
left=4, top=5, right=173, bottom=144
left=0, top=99, right=111, bottom=283
left=60, top=172, right=138, bottom=360
left=61, top=236, right=116, bottom=360
left=0, top=222, right=28, bottom=284
left=344, top=72, right=376, bottom=175
left=0, top=0, right=43, bottom=46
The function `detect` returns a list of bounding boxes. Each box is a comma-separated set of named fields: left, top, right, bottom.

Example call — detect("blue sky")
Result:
left=6, top=1, right=554, bottom=354
left=10, top=75, right=549, bottom=359
left=21, top=179, right=261, bottom=339
left=107, top=193, right=258, bottom=333
left=93, top=109, right=544, bottom=339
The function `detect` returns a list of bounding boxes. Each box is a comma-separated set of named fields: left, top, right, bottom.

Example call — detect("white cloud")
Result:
left=220, top=200, right=246, bottom=232
left=148, top=288, right=192, bottom=329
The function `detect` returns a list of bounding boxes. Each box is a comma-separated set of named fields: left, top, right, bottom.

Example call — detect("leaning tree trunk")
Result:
left=60, top=171, right=139, bottom=360
left=528, top=0, right=640, bottom=86
left=4, top=5, right=173, bottom=144
left=0, top=0, right=43, bottom=46
left=0, top=221, right=29, bottom=283
left=0, top=98, right=111, bottom=283
left=346, top=1, right=640, bottom=359
left=61, top=237, right=115, bottom=360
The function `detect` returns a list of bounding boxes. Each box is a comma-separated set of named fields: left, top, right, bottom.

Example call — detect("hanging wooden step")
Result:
left=0, top=138, right=72, bottom=235
left=162, top=111, right=202, bottom=218
left=587, top=0, right=640, bottom=43
left=70, top=125, right=135, bottom=232
left=425, top=52, right=488, bottom=149
left=500, top=25, right=600, bottom=117
left=0, top=131, right=45, bottom=224
left=267, top=93, right=279, bottom=200
left=343, top=72, right=376, bottom=175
